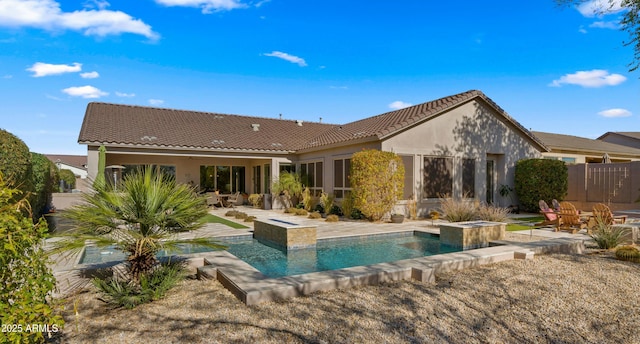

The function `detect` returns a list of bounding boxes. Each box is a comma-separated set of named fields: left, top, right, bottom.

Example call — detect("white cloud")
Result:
left=155, top=0, right=246, bottom=13
left=577, top=0, right=625, bottom=17
left=27, top=62, right=81, bottom=77
left=589, top=20, right=620, bottom=29
left=62, top=85, right=108, bottom=98
left=149, top=99, right=164, bottom=105
left=578, top=25, right=588, bottom=34
left=0, top=0, right=159, bottom=40
left=263, top=51, right=307, bottom=67
left=598, top=108, right=632, bottom=117
left=549, top=69, right=626, bottom=88
left=115, top=91, right=135, bottom=97
left=389, top=101, right=412, bottom=110
left=80, top=71, right=99, bottom=79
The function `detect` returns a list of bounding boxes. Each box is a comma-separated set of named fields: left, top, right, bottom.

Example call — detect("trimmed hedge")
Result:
left=0, top=129, right=32, bottom=194
left=59, top=169, right=76, bottom=191
left=514, top=159, right=568, bottom=213
left=30, top=153, right=58, bottom=220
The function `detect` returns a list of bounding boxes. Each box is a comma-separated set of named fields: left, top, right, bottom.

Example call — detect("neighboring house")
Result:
left=78, top=90, right=547, bottom=214
left=531, top=131, right=640, bottom=164
left=45, top=155, right=88, bottom=179
left=597, top=132, right=640, bottom=150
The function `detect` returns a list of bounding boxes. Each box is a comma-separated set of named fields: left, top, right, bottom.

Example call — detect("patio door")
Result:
left=252, top=166, right=261, bottom=194
left=486, top=159, right=495, bottom=204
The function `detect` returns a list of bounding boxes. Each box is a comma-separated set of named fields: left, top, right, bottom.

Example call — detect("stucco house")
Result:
left=598, top=132, right=640, bottom=150
left=531, top=131, right=640, bottom=164
left=78, top=90, right=547, bottom=215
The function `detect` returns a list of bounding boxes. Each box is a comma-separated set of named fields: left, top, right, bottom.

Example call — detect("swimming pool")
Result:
left=80, top=232, right=460, bottom=278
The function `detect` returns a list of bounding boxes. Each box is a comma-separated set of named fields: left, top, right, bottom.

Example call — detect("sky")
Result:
left=0, top=0, right=638, bottom=155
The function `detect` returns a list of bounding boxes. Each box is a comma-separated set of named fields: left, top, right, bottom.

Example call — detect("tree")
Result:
left=30, top=153, right=58, bottom=221
left=94, top=145, right=107, bottom=189
left=59, top=169, right=76, bottom=191
left=556, top=0, right=640, bottom=72
left=350, top=149, right=404, bottom=222
left=271, top=172, right=303, bottom=208
left=53, top=165, right=223, bottom=279
left=0, top=173, right=64, bottom=343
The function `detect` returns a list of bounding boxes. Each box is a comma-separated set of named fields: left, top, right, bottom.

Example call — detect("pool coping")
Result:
left=194, top=232, right=585, bottom=305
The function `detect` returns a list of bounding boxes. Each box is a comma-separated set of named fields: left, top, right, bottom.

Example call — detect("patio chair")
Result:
left=552, top=199, right=561, bottom=212
left=537, top=200, right=558, bottom=227
left=224, top=192, right=242, bottom=208
left=590, top=203, right=627, bottom=232
left=205, top=193, right=224, bottom=208
left=556, top=201, right=587, bottom=234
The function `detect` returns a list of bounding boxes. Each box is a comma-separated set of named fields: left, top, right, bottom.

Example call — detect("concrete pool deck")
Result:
left=49, top=207, right=592, bottom=303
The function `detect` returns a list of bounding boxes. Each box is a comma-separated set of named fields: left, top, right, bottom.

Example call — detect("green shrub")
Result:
left=294, top=208, right=308, bottom=216
left=93, top=261, right=186, bottom=309
left=350, top=208, right=365, bottom=220
left=225, top=210, right=239, bottom=217
left=248, top=193, right=263, bottom=208
left=615, top=245, right=640, bottom=263
left=326, top=214, right=339, bottom=222
left=244, top=216, right=256, bottom=222
left=234, top=212, right=248, bottom=219
left=271, top=172, right=303, bottom=208
left=320, top=192, right=335, bottom=214
left=340, top=196, right=355, bottom=218
left=0, top=129, right=32, bottom=196
left=30, top=153, right=58, bottom=220
left=351, top=149, right=404, bottom=221
left=440, top=197, right=476, bottom=222
left=308, top=211, right=322, bottom=219
left=59, top=169, right=76, bottom=191
left=0, top=174, right=64, bottom=343
left=328, top=205, right=344, bottom=216
left=514, top=159, right=568, bottom=213
left=589, top=219, right=628, bottom=249
left=284, top=207, right=296, bottom=214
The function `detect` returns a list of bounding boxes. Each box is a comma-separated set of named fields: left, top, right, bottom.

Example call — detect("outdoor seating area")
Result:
left=205, top=191, right=242, bottom=208
left=537, top=199, right=630, bottom=235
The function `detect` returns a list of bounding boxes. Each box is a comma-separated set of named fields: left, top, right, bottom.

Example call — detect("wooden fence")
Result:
left=566, top=161, right=640, bottom=211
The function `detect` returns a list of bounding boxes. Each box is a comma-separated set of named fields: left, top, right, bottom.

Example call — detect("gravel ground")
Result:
left=55, top=246, right=640, bottom=344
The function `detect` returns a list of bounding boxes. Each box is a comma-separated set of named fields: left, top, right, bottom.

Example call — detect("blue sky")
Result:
left=1, top=0, right=637, bottom=155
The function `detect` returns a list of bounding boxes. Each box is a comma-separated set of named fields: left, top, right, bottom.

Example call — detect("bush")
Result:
left=248, top=194, right=263, bottom=208
left=328, top=205, right=344, bottom=216
left=271, top=172, right=303, bottom=208
left=30, top=153, right=58, bottom=221
left=0, top=174, right=64, bottom=343
left=589, top=219, right=628, bottom=249
left=326, top=214, right=339, bottom=222
left=515, top=159, right=568, bottom=213
left=225, top=210, right=239, bottom=217
left=313, top=204, right=325, bottom=214
left=294, top=208, right=308, bottom=216
left=615, top=245, right=640, bottom=263
left=93, top=261, right=186, bottom=309
left=284, top=207, right=296, bottom=214
left=234, top=212, right=248, bottom=219
left=350, top=208, right=365, bottom=220
left=0, top=129, right=32, bottom=196
left=440, top=197, right=476, bottom=222
left=244, top=216, right=256, bottom=222
left=59, top=169, right=76, bottom=191
left=476, top=204, right=510, bottom=222
left=351, top=149, right=404, bottom=221
left=308, top=211, right=322, bottom=219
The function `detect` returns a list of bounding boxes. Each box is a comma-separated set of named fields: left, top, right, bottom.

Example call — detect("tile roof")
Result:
left=45, top=155, right=88, bottom=170
left=78, top=103, right=337, bottom=152
left=531, top=131, right=640, bottom=157
left=78, top=90, right=547, bottom=153
left=300, top=90, right=547, bottom=151
left=597, top=131, right=640, bottom=141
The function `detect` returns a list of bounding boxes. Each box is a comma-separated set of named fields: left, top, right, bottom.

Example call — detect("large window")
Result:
left=401, top=155, right=413, bottom=199
left=423, top=157, right=453, bottom=198
left=462, top=158, right=475, bottom=198
left=333, top=158, right=351, bottom=198
left=300, top=161, right=323, bottom=195
left=200, top=165, right=245, bottom=193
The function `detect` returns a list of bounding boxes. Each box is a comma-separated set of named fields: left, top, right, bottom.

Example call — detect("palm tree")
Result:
left=53, top=166, right=224, bottom=279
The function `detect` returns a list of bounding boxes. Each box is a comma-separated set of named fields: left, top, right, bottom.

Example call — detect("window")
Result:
left=423, top=157, right=453, bottom=198
left=200, top=165, right=246, bottom=193
left=264, top=164, right=271, bottom=194
left=561, top=157, right=576, bottom=164
left=462, top=158, right=475, bottom=198
left=300, top=161, right=323, bottom=195
left=333, top=158, right=351, bottom=198
left=401, top=155, right=413, bottom=199
left=279, top=163, right=295, bottom=173
left=122, top=165, right=175, bottom=180
left=252, top=166, right=261, bottom=194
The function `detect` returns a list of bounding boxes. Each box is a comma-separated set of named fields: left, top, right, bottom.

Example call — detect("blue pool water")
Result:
left=80, top=232, right=460, bottom=278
